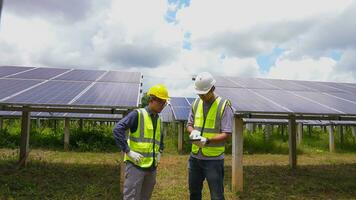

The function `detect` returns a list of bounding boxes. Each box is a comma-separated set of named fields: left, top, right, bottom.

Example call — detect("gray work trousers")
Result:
left=123, top=162, right=157, bottom=200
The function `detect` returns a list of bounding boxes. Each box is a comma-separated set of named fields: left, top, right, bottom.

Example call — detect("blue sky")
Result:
left=1, top=0, right=355, bottom=97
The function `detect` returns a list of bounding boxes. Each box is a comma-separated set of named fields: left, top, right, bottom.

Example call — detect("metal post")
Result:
left=352, top=126, right=356, bottom=138
left=288, top=116, right=297, bottom=169
left=19, top=110, right=31, bottom=167
left=232, top=117, right=243, bottom=192
left=339, top=126, right=344, bottom=145
left=0, top=116, right=3, bottom=130
left=328, top=125, right=335, bottom=152
left=264, top=124, right=272, bottom=141
left=177, top=122, right=183, bottom=153
left=246, top=123, right=253, bottom=133
left=297, top=123, right=303, bottom=145
left=64, top=118, right=70, bottom=151
left=36, top=118, right=41, bottom=129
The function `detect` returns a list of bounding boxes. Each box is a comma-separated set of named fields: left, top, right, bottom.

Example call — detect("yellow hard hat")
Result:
left=147, top=84, right=169, bottom=100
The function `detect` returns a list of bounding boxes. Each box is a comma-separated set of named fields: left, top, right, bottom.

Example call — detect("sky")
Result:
left=0, top=0, right=356, bottom=98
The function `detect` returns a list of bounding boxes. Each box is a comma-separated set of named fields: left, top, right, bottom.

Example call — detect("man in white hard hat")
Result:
left=187, top=72, right=233, bottom=200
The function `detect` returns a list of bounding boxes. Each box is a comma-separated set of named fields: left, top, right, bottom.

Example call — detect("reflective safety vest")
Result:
left=124, top=108, right=161, bottom=168
left=191, top=97, right=229, bottom=157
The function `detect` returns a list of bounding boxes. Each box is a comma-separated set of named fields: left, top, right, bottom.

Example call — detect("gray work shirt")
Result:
left=187, top=96, right=233, bottom=160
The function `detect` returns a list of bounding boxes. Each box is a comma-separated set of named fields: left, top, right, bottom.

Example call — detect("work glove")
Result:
left=189, top=130, right=201, bottom=140
left=193, top=137, right=208, bottom=148
left=126, top=150, right=144, bottom=164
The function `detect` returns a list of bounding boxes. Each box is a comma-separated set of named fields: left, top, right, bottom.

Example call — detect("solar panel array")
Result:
left=215, top=76, right=356, bottom=116
left=0, top=111, right=122, bottom=120
left=0, top=66, right=142, bottom=108
left=163, top=97, right=195, bottom=121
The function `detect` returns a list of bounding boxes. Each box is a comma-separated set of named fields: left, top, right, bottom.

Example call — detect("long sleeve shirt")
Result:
left=113, top=106, right=164, bottom=153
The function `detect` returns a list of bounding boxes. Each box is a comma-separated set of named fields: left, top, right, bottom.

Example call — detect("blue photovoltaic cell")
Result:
left=8, top=68, right=70, bottom=80
left=292, top=81, right=344, bottom=93
left=0, top=79, right=43, bottom=100
left=54, top=69, right=105, bottom=81
left=229, top=77, right=278, bottom=89
left=292, top=91, right=356, bottom=114
left=215, top=76, right=240, bottom=88
left=0, top=66, right=35, bottom=77
left=260, top=79, right=315, bottom=91
left=170, top=97, right=189, bottom=107
left=160, top=105, right=174, bottom=122
left=172, top=106, right=190, bottom=121
left=216, top=87, right=288, bottom=113
left=186, top=97, right=196, bottom=105
left=323, top=83, right=356, bottom=94
left=322, top=92, right=356, bottom=104
left=4, top=81, right=91, bottom=105
left=74, top=82, right=139, bottom=107
left=254, top=89, right=338, bottom=114
left=98, top=71, right=141, bottom=83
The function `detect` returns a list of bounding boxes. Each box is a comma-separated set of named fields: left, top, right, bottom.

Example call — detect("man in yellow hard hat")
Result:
left=113, top=84, right=169, bottom=200
left=187, top=72, right=233, bottom=200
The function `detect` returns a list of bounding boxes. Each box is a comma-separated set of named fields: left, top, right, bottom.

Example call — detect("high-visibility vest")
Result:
left=124, top=108, right=161, bottom=168
left=191, top=97, right=229, bottom=157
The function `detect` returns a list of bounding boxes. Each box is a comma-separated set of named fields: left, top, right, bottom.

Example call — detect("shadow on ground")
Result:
left=224, top=163, right=356, bottom=199
left=0, top=159, right=121, bottom=200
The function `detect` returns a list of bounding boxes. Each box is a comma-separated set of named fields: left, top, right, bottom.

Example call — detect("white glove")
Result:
left=193, top=137, right=208, bottom=148
left=126, top=150, right=144, bottom=163
left=157, top=152, right=161, bottom=163
left=189, top=130, right=201, bottom=140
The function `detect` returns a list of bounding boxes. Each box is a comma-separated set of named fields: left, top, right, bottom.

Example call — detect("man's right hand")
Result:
left=189, top=130, right=201, bottom=140
left=126, top=150, right=144, bottom=163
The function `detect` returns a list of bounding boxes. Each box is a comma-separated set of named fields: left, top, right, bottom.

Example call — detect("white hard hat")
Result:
left=194, top=72, right=216, bottom=94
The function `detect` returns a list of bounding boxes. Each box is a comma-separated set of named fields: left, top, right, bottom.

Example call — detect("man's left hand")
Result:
left=193, top=137, right=208, bottom=148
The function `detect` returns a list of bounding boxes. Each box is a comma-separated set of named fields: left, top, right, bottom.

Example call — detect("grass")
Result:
left=1, top=149, right=356, bottom=199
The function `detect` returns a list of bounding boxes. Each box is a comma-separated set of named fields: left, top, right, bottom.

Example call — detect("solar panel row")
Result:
left=0, top=66, right=142, bottom=108
left=0, top=111, right=122, bottom=120
left=215, top=76, right=356, bottom=115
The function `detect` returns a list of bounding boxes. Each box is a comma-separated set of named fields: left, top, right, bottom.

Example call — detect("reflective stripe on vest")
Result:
left=124, top=108, right=161, bottom=168
left=191, top=97, right=228, bottom=157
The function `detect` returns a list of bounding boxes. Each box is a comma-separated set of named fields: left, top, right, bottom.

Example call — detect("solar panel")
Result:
left=186, top=97, right=196, bottom=105
left=73, top=82, right=140, bottom=107
left=170, top=97, right=190, bottom=107
left=291, top=91, right=356, bottom=114
left=324, top=92, right=356, bottom=104
left=160, top=105, right=174, bottom=122
left=7, top=68, right=71, bottom=80
left=0, top=66, right=35, bottom=77
left=259, top=79, right=315, bottom=91
left=216, top=87, right=289, bottom=113
left=0, top=79, right=43, bottom=100
left=228, top=77, right=278, bottom=89
left=98, top=71, right=141, bottom=83
left=3, top=81, right=91, bottom=105
left=214, top=76, right=240, bottom=88
left=172, top=106, right=190, bottom=121
left=253, top=89, right=338, bottom=114
left=292, top=80, right=344, bottom=93
left=54, top=69, right=105, bottom=82
left=0, top=66, right=142, bottom=109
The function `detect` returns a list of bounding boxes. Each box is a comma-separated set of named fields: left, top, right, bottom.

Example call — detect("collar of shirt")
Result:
left=145, top=106, right=158, bottom=118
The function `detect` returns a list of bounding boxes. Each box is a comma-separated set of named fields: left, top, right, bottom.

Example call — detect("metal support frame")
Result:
left=352, top=126, right=356, bottom=138
left=297, top=123, right=303, bottom=145
left=328, top=125, right=335, bottom=152
left=264, top=124, right=272, bottom=141
left=19, top=110, right=31, bottom=167
left=177, top=121, right=184, bottom=153
left=288, top=115, right=297, bottom=169
left=64, top=118, right=70, bottom=151
left=232, top=117, right=243, bottom=192
left=338, top=125, right=344, bottom=145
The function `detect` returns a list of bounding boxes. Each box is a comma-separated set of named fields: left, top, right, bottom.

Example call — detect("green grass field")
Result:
left=1, top=121, right=356, bottom=199
left=1, top=149, right=356, bottom=200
